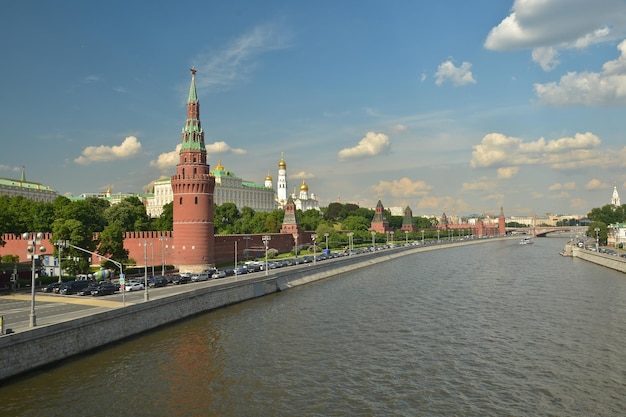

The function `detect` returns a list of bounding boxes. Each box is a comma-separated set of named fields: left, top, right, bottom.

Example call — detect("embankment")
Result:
left=572, top=247, right=626, bottom=273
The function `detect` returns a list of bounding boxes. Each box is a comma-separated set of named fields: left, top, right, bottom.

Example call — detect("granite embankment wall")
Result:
left=572, top=247, right=626, bottom=273
left=0, top=238, right=497, bottom=382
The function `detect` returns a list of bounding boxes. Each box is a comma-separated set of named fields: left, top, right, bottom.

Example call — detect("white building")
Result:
left=144, top=160, right=276, bottom=218
left=611, top=184, right=621, bottom=207
left=276, top=153, right=320, bottom=212
left=0, top=167, right=57, bottom=203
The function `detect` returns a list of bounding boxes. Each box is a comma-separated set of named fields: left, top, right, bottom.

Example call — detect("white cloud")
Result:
left=390, top=124, right=408, bottom=134
left=150, top=144, right=182, bottom=171
left=462, top=177, right=497, bottom=192
left=531, top=47, right=559, bottom=71
left=291, top=171, right=315, bottom=180
left=585, top=178, right=610, bottom=190
left=484, top=0, right=626, bottom=70
left=434, top=60, right=476, bottom=86
left=535, top=40, right=626, bottom=106
left=75, top=136, right=142, bottom=165
left=371, top=177, right=432, bottom=198
left=497, top=166, right=519, bottom=179
left=549, top=182, right=576, bottom=191
left=206, top=141, right=247, bottom=155
left=338, top=132, right=390, bottom=160
left=194, top=23, right=292, bottom=90
left=150, top=141, right=247, bottom=171
left=470, top=132, right=612, bottom=170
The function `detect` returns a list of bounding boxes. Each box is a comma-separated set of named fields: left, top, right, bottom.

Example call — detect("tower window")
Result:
left=195, top=196, right=198, bottom=204
left=179, top=197, right=183, bottom=205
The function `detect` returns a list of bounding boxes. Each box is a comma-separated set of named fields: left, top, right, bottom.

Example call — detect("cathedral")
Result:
left=274, top=153, right=320, bottom=211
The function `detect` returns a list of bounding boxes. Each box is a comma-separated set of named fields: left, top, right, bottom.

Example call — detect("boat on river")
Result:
left=519, top=237, right=533, bottom=245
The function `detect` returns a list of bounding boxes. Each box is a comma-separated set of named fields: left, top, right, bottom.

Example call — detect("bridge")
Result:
left=506, top=226, right=587, bottom=237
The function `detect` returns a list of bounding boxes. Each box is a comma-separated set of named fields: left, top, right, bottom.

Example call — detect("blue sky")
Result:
left=2, top=0, right=626, bottom=218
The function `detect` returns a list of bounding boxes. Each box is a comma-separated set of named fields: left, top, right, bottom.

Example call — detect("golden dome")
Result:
left=215, top=160, right=225, bottom=170
left=265, top=170, right=273, bottom=181
left=278, top=152, right=286, bottom=169
left=300, top=179, right=308, bottom=192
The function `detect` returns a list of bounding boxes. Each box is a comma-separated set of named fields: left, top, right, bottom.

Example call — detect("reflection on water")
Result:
left=1, top=237, right=626, bottom=417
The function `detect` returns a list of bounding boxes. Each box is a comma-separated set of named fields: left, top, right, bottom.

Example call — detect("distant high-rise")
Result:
left=170, top=68, right=216, bottom=272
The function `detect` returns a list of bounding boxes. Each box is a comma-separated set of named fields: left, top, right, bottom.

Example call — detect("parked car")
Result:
left=171, top=274, right=190, bottom=285
left=92, top=283, right=117, bottom=296
left=78, top=283, right=100, bottom=296
left=192, top=272, right=211, bottom=282
left=234, top=267, right=247, bottom=275
left=149, top=276, right=169, bottom=288
left=125, top=282, right=145, bottom=292
left=212, top=270, right=226, bottom=279
left=59, top=280, right=92, bottom=295
left=42, top=282, right=62, bottom=293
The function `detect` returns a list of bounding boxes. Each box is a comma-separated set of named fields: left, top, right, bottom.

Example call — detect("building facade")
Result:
left=0, top=167, right=58, bottom=203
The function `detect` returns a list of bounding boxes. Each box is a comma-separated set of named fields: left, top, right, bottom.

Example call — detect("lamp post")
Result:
left=371, top=231, right=376, bottom=251
left=159, top=236, right=167, bottom=276
left=311, top=233, right=317, bottom=264
left=294, top=234, right=299, bottom=259
left=150, top=242, right=155, bottom=277
left=390, top=231, right=394, bottom=245
left=324, top=233, right=329, bottom=252
left=421, top=230, right=425, bottom=245
left=23, top=232, right=46, bottom=327
left=54, top=239, right=69, bottom=284
left=347, top=232, right=354, bottom=255
left=68, top=243, right=125, bottom=306
left=139, top=241, right=149, bottom=301
left=405, top=230, right=408, bottom=245
left=437, top=229, right=440, bottom=243
left=595, top=227, right=600, bottom=251
left=262, top=235, right=271, bottom=276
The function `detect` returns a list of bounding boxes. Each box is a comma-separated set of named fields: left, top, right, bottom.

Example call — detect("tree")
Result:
left=98, top=223, right=129, bottom=262
left=299, top=209, right=322, bottom=231
left=341, top=215, right=371, bottom=232
left=215, top=203, right=240, bottom=234
left=588, top=204, right=625, bottom=225
left=153, top=202, right=173, bottom=231
left=103, top=197, right=151, bottom=231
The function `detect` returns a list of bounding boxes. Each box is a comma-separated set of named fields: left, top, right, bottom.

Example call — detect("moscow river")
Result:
left=1, top=236, right=625, bottom=416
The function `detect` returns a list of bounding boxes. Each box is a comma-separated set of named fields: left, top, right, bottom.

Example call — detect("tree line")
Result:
left=0, top=195, right=438, bottom=273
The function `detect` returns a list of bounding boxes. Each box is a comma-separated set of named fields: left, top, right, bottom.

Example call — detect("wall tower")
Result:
left=170, top=68, right=216, bottom=272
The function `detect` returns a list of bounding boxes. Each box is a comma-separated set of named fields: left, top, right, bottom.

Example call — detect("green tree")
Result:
left=153, top=202, right=173, bottom=231
left=299, top=209, right=322, bottom=231
left=215, top=202, right=240, bottom=234
left=587, top=221, right=608, bottom=245
left=98, top=224, right=129, bottom=265
left=341, top=215, right=371, bottom=232
left=587, top=204, right=625, bottom=225
left=103, top=197, right=151, bottom=231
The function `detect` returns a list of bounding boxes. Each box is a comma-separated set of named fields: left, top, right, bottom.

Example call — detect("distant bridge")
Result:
left=506, top=226, right=587, bottom=237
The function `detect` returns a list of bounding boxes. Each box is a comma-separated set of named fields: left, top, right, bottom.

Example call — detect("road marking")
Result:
left=4, top=294, right=125, bottom=308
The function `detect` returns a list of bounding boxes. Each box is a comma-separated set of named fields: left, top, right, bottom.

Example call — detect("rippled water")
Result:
left=1, top=237, right=626, bottom=416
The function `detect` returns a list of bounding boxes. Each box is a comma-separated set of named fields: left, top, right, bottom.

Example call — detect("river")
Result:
left=1, top=237, right=625, bottom=417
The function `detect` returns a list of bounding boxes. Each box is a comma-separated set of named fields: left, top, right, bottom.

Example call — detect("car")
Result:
left=92, top=283, right=117, bottom=296
left=125, top=282, right=145, bottom=292
left=42, top=282, right=62, bottom=293
left=212, top=270, right=226, bottom=279
left=234, top=267, right=247, bottom=275
left=59, top=280, right=92, bottom=295
left=149, top=276, right=169, bottom=288
left=170, top=274, right=190, bottom=285
left=192, top=272, right=211, bottom=282
left=78, top=284, right=100, bottom=296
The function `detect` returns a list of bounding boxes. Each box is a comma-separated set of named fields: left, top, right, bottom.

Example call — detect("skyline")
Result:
left=2, top=1, right=626, bottom=217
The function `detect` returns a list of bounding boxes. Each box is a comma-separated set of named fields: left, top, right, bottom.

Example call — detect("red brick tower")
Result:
left=498, top=206, right=506, bottom=236
left=171, top=68, right=216, bottom=272
left=369, top=200, right=391, bottom=234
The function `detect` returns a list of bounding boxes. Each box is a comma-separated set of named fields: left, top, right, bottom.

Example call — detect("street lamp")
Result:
left=311, top=233, right=317, bottom=264
left=405, top=230, right=408, bottom=245
left=262, top=235, right=271, bottom=276
left=23, top=232, right=45, bottom=327
left=139, top=241, right=149, bottom=301
left=54, top=239, right=69, bottom=284
left=347, top=232, right=354, bottom=255
left=324, top=233, right=329, bottom=252
left=150, top=242, right=155, bottom=277
left=595, top=227, right=600, bottom=251
left=294, top=234, right=299, bottom=258
left=159, top=236, right=167, bottom=276
left=437, top=229, right=440, bottom=242
left=390, top=231, right=394, bottom=245
left=421, top=230, right=425, bottom=245
left=371, top=231, right=376, bottom=251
